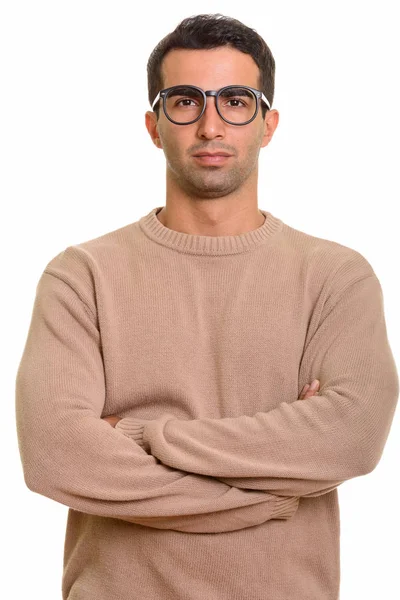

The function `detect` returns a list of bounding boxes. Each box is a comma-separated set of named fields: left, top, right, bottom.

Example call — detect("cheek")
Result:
left=247, top=130, right=264, bottom=153
left=160, top=127, right=190, bottom=154
left=234, top=125, right=263, bottom=149
left=233, top=135, right=262, bottom=159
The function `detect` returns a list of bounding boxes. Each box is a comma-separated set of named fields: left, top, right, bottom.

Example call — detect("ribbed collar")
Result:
left=138, top=206, right=283, bottom=256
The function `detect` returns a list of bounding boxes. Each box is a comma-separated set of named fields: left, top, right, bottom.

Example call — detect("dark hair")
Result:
left=147, top=13, right=275, bottom=121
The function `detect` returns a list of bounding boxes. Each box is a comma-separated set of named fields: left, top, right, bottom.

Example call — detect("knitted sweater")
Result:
left=15, top=206, right=399, bottom=600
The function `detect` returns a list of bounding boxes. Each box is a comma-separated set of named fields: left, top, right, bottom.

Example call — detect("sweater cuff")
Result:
left=114, top=417, right=151, bottom=452
left=270, top=495, right=300, bottom=520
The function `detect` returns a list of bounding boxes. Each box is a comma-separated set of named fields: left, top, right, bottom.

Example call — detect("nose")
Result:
left=196, top=96, right=226, bottom=140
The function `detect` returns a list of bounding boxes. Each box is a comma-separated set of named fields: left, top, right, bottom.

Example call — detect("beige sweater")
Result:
left=16, top=206, right=399, bottom=600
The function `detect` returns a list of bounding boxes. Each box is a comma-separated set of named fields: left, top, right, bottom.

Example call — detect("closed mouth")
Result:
left=193, top=153, right=232, bottom=157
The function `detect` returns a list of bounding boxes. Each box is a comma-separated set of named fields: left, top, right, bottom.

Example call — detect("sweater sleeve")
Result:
left=115, top=259, right=399, bottom=499
left=15, top=266, right=299, bottom=534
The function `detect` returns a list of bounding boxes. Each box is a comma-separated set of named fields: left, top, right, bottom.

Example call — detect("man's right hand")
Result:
left=299, top=379, right=320, bottom=400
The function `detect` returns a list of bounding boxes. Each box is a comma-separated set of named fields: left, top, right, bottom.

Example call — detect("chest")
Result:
left=98, top=255, right=309, bottom=419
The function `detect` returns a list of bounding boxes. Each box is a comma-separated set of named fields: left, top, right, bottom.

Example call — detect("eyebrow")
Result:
left=167, top=86, right=202, bottom=96
left=219, top=87, right=253, bottom=97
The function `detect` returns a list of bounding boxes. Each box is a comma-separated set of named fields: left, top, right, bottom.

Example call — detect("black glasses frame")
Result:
left=151, top=84, right=271, bottom=126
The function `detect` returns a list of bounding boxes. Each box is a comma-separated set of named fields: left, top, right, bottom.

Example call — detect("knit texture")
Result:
left=15, top=206, right=399, bottom=600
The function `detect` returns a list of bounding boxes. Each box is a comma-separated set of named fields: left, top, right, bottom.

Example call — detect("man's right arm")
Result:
left=15, top=266, right=299, bottom=533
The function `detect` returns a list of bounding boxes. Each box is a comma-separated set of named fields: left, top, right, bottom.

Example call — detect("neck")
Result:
left=157, top=201, right=265, bottom=237
left=161, top=160, right=265, bottom=236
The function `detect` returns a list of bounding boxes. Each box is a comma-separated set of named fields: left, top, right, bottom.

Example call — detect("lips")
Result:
left=193, top=152, right=232, bottom=157
left=193, top=154, right=232, bottom=165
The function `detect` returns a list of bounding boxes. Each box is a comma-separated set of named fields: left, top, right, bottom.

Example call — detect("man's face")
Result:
left=145, top=46, right=279, bottom=200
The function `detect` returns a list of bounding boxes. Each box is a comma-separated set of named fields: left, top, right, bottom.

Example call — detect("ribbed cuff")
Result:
left=115, top=417, right=151, bottom=452
left=270, top=495, right=300, bottom=520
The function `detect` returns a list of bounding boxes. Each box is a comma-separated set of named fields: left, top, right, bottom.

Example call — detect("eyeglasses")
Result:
left=151, top=84, right=271, bottom=126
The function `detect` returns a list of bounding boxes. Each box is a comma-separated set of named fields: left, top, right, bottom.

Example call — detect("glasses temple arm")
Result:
left=261, top=93, right=271, bottom=110
left=151, top=92, right=161, bottom=111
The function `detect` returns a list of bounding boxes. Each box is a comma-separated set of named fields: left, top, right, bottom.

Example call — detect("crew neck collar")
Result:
left=138, top=206, right=283, bottom=256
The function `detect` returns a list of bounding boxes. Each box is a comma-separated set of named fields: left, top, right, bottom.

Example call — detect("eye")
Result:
left=219, top=87, right=254, bottom=109
left=223, top=98, right=247, bottom=108
left=175, top=98, right=200, bottom=107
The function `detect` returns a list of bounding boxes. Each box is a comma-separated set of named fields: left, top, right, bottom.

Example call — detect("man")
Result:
left=15, top=13, right=398, bottom=600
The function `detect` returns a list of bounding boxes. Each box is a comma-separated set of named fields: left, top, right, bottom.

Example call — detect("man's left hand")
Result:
left=102, top=415, right=122, bottom=428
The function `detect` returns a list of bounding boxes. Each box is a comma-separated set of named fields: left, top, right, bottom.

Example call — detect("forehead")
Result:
left=161, top=47, right=260, bottom=90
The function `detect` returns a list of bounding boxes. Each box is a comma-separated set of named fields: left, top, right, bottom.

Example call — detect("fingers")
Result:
left=299, top=379, right=320, bottom=400
left=299, top=384, right=310, bottom=398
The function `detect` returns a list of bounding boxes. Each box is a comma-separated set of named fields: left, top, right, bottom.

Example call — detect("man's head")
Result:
left=145, top=13, right=279, bottom=201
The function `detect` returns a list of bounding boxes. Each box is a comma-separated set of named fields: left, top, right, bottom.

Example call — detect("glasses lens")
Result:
left=217, top=87, right=257, bottom=124
left=165, top=86, right=204, bottom=124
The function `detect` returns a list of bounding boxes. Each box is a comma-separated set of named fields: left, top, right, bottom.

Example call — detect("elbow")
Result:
left=23, top=470, right=39, bottom=494
left=359, top=436, right=394, bottom=477
left=17, top=430, right=57, bottom=496
left=21, top=456, right=49, bottom=495
left=359, top=448, right=385, bottom=477
left=358, top=388, right=399, bottom=476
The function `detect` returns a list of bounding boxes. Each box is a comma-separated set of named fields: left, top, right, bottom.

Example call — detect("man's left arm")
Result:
left=115, top=261, right=399, bottom=499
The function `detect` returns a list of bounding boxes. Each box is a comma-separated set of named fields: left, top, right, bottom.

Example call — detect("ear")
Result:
left=145, top=111, right=163, bottom=149
left=260, top=109, right=279, bottom=149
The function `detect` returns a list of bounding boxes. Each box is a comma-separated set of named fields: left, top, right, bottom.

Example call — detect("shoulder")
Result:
left=39, top=220, right=140, bottom=312
left=279, top=221, right=376, bottom=288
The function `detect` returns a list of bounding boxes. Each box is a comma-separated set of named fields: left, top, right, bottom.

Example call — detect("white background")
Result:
left=2, top=1, right=399, bottom=598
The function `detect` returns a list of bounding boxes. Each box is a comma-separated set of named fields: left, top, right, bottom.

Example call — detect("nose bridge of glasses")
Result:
left=202, top=90, right=221, bottom=116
